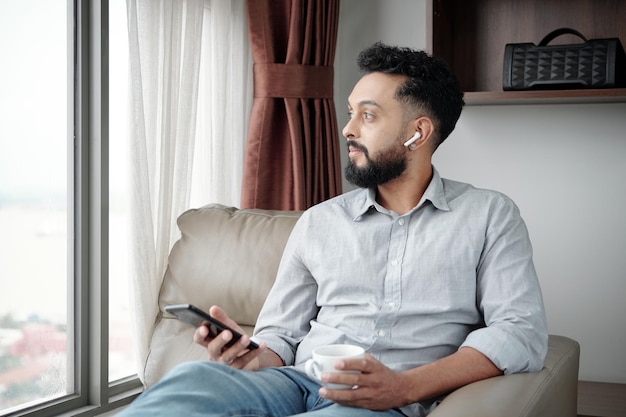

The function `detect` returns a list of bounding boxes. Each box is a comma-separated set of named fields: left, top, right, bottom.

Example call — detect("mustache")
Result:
left=347, top=140, right=369, bottom=156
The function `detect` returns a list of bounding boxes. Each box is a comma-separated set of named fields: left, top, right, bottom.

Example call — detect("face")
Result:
left=343, top=72, right=413, bottom=188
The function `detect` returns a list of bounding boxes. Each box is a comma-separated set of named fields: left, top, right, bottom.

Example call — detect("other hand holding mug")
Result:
left=304, top=344, right=365, bottom=389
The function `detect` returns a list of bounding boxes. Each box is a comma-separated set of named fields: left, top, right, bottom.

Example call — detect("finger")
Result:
left=216, top=354, right=232, bottom=364
left=209, top=305, right=241, bottom=330
left=319, top=387, right=382, bottom=410
left=321, top=369, right=364, bottom=389
left=318, top=384, right=367, bottom=404
left=228, top=342, right=267, bottom=370
left=217, top=337, right=263, bottom=368
left=216, top=331, right=246, bottom=362
left=193, top=324, right=210, bottom=345
left=213, top=331, right=259, bottom=363
left=334, top=354, right=375, bottom=372
left=206, top=330, right=234, bottom=360
left=220, top=333, right=255, bottom=357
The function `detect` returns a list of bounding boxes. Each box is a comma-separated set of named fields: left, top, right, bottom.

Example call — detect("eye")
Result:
left=347, top=110, right=354, bottom=120
left=363, top=112, right=374, bottom=120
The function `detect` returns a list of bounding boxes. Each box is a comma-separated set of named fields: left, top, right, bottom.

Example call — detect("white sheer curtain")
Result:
left=190, top=1, right=251, bottom=207
left=126, top=0, right=251, bottom=378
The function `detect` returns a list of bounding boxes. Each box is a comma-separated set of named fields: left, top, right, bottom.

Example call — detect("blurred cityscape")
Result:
left=0, top=0, right=134, bottom=412
left=0, top=201, right=135, bottom=412
left=0, top=318, right=67, bottom=409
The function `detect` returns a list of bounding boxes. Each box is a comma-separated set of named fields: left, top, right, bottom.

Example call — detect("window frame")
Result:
left=4, top=1, right=142, bottom=416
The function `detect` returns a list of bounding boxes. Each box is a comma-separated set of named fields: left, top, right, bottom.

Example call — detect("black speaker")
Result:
left=503, top=28, right=626, bottom=91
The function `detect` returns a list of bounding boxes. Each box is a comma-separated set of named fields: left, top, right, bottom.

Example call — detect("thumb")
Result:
left=209, top=305, right=236, bottom=327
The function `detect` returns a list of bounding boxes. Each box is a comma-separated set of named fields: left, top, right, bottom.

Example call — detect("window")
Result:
left=0, top=0, right=71, bottom=412
left=0, top=1, right=141, bottom=416
left=0, top=1, right=250, bottom=414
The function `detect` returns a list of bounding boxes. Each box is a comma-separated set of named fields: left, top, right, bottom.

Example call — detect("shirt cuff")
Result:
left=251, top=334, right=296, bottom=366
left=460, top=326, right=539, bottom=374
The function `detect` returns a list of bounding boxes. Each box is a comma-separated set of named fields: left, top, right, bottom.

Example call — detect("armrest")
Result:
left=429, top=335, right=580, bottom=417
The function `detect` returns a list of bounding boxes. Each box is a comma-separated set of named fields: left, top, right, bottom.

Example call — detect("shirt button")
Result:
left=391, top=259, right=398, bottom=266
left=387, top=301, right=396, bottom=307
left=398, top=218, right=405, bottom=226
left=377, top=330, right=386, bottom=337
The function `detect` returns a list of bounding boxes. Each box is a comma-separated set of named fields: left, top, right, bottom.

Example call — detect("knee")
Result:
left=169, top=360, right=209, bottom=376
left=121, top=362, right=240, bottom=415
left=150, top=361, right=235, bottom=395
left=165, top=360, right=227, bottom=381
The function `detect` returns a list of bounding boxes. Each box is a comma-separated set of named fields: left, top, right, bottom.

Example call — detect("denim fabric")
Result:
left=117, top=361, right=406, bottom=417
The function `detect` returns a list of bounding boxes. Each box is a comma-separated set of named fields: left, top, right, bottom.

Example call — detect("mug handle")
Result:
left=304, top=359, right=322, bottom=381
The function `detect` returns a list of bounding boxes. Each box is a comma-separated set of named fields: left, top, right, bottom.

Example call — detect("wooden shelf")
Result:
left=430, top=0, right=626, bottom=105
left=465, top=88, right=626, bottom=105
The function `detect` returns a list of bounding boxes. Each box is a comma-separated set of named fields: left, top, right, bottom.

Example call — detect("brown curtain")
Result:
left=241, top=0, right=342, bottom=210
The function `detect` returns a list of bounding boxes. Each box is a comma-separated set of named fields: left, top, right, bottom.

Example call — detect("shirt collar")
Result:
left=422, top=167, right=450, bottom=212
left=352, top=166, right=450, bottom=221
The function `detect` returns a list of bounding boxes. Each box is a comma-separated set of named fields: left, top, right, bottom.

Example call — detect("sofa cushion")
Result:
left=143, top=204, right=302, bottom=385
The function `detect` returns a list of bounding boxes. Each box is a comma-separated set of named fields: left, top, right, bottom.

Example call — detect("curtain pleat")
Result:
left=241, top=0, right=342, bottom=210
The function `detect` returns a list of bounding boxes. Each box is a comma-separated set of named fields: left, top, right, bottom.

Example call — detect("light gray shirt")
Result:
left=253, top=167, right=548, bottom=416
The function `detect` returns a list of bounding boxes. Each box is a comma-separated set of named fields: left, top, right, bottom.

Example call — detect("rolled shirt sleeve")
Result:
left=461, top=195, right=548, bottom=373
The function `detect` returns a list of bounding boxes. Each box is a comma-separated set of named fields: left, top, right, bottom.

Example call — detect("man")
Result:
left=119, top=42, right=547, bottom=417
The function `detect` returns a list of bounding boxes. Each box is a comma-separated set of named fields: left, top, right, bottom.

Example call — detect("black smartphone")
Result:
left=164, top=303, right=259, bottom=350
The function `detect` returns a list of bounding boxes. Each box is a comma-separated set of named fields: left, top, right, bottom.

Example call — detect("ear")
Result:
left=407, top=117, right=435, bottom=151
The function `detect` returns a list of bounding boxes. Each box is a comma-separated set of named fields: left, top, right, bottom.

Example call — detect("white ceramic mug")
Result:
left=304, top=344, right=365, bottom=389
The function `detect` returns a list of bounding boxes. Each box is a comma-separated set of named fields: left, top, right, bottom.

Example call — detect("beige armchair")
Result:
left=145, top=204, right=580, bottom=417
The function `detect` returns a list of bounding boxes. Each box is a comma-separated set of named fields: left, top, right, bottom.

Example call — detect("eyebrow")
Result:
left=348, top=99, right=381, bottom=108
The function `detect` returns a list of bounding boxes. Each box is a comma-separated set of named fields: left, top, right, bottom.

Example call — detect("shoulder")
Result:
left=441, top=177, right=520, bottom=212
left=302, top=188, right=370, bottom=220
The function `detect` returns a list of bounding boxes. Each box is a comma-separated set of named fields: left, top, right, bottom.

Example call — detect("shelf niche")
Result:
left=430, top=0, right=626, bottom=104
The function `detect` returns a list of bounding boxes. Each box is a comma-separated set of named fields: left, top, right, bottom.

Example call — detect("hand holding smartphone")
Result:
left=165, top=303, right=259, bottom=350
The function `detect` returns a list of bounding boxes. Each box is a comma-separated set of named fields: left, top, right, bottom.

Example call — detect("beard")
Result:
left=344, top=139, right=408, bottom=188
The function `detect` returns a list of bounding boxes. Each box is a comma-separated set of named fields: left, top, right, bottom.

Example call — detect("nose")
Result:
left=342, top=117, right=357, bottom=140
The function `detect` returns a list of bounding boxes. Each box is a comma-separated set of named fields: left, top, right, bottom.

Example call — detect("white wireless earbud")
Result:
left=403, top=131, right=421, bottom=148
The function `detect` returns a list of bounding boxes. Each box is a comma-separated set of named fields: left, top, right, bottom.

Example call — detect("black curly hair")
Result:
left=357, top=42, right=464, bottom=150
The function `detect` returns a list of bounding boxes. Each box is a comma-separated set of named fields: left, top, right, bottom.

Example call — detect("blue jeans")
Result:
left=117, top=361, right=407, bottom=417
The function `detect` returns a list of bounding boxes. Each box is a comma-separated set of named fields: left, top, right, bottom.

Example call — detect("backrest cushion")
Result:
left=144, top=204, right=302, bottom=385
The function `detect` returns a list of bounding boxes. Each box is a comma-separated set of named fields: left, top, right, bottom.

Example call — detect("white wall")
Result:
left=435, top=104, right=626, bottom=383
left=336, top=0, right=626, bottom=384
left=335, top=0, right=427, bottom=192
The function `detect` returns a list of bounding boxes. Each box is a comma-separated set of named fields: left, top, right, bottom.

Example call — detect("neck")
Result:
left=375, top=163, right=433, bottom=216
